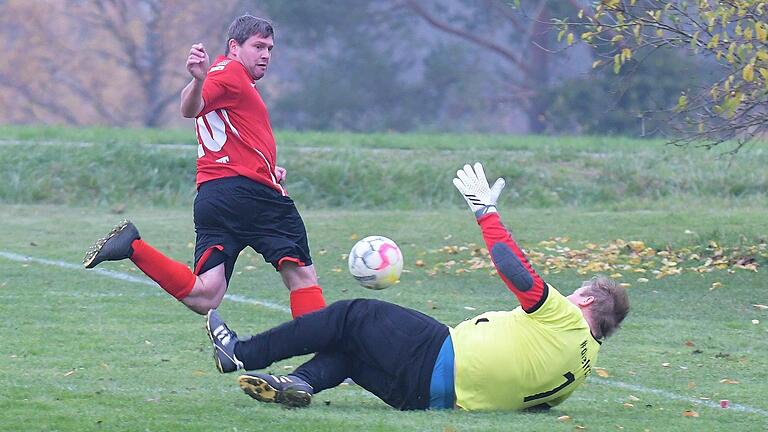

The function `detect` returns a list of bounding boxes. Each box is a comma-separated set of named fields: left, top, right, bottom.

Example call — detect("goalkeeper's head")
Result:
left=569, top=276, right=630, bottom=340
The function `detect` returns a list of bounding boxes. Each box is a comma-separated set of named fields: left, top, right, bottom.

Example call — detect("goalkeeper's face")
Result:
left=567, top=286, right=595, bottom=308
left=231, top=34, right=273, bottom=81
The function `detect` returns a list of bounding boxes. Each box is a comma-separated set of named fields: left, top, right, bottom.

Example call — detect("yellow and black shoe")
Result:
left=83, top=220, right=140, bottom=269
left=238, top=373, right=313, bottom=408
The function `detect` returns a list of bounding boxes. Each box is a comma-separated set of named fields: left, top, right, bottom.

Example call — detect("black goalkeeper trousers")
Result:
left=234, top=299, right=450, bottom=410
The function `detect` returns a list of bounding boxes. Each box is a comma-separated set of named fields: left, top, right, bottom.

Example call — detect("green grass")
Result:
left=1, top=204, right=767, bottom=431
left=1, top=128, right=767, bottom=209
left=3, top=123, right=766, bottom=152
left=1, top=127, right=766, bottom=430
left=0, top=124, right=676, bottom=149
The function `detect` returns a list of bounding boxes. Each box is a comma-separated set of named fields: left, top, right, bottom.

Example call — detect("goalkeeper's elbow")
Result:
left=491, top=242, right=533, bottom=291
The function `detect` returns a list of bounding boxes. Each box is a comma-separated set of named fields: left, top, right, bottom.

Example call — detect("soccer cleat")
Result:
left=206, top=309, right=244, bottom=373
left=238, top=372, right=313, bottom=408
left=83, top=220, right=140, bottom=269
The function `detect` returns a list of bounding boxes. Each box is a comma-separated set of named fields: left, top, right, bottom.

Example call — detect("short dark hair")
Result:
left=225, top=15, right=274, bottom=55
left=582, top=276, right=629, bottom=339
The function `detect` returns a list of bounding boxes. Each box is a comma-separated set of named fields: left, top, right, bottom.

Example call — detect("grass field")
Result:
left=1, top=127, right=767, bottom=431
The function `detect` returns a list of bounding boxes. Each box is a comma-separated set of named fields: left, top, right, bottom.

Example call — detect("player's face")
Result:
left=231, top=34, right=273, bottom=81
left=567, top=286, right=594, bottom=308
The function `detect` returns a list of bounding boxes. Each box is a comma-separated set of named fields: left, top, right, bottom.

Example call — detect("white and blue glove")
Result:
left=453, top=162, right=506, bottom=218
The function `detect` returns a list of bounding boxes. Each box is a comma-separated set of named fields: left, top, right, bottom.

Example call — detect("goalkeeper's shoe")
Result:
left=238, top=372, right=313, bottom=408
left=83, top=220, right=140, bottom=269
left=206, top=309, right=244, bottom=373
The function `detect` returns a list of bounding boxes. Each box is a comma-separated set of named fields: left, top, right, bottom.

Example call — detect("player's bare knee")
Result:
left=280, top=263, right=318, bottom=291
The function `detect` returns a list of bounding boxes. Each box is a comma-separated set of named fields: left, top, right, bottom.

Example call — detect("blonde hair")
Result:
left=582, top=276, right=629, bottom=339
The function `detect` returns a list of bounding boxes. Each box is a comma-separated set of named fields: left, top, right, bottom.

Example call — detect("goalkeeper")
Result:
left=205, top=162, right=630, bottom=411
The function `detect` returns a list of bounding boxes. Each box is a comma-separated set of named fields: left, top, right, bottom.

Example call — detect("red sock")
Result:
left=130, top=239, right=196, bottom=300
left=289, top=285, right=326, bottom=318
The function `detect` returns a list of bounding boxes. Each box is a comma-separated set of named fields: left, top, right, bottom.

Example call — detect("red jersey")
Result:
left=194, top=55, right=285, bottom=195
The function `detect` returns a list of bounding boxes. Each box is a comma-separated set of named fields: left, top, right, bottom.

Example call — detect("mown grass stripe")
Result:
left=0, top=250, right=291, bottom=314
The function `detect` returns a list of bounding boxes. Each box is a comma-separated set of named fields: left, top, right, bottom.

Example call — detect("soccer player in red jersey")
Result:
left=203, top=163, right=630, bottom=411
left=83, top=15, right=325, bottom=319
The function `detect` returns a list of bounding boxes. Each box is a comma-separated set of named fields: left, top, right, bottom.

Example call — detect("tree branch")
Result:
left=402, top=0, right=534, bottom=76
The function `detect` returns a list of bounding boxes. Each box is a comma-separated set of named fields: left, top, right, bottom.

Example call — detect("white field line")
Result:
left=0, top=250, right=290, bottom=314
left=1, top=250, right=767, bottom=416
left=590, top=377, right=768, bottom=416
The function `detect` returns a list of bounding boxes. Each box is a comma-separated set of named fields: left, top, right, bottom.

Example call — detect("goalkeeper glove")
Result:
left=453, top=162, right=506, bottom=218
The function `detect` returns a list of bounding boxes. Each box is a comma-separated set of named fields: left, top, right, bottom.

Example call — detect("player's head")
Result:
left=568, top=276, right=629, bottom=340
left=225, top=15, right=274, bottom=80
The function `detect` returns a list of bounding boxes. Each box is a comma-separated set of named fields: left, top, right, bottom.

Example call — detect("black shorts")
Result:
left=192, top=176, right=312, bottom=282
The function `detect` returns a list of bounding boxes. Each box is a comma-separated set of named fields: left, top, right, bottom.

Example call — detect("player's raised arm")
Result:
left=453, top=162, right=547, bottom=312
left=180, top=43, right=209, bottom=118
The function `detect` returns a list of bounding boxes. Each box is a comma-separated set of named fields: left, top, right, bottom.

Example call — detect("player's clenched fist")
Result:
left=187, top=43, right=209, bottom=81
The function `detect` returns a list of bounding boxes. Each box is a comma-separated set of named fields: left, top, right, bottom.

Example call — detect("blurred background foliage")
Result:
left=0, top=0, right=728, bottom=139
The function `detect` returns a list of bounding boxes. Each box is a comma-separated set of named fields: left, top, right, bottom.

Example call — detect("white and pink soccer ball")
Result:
left=348, top=235, right=403, bottom=290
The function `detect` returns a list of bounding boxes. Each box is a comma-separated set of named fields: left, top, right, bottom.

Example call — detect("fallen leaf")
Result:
left=557, top=415, right=571, bottom=422
left=661, top=362, right=671, bottom=367
left=415, top=259, right=425, bottom=267
left=719, top=378, right=740, bottom=384
left=753, top=304, right=768, bottom=310
left=752, top=319, right=760, bottom=325
left=623, top=403, right=634, bottom=408
left=594, top=368, right=610, bottom=378
left=682, top=410, right=699, bottom=417
left=685, top=340, right=695, bottom=347
left=628, top=395, right=641, bottom=402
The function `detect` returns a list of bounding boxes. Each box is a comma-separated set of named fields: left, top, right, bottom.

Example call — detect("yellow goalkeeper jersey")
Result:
left=449, top=284, right=600, bottom=411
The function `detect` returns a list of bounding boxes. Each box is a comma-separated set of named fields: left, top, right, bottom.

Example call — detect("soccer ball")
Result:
left=348, top=235, right=403, bottom=290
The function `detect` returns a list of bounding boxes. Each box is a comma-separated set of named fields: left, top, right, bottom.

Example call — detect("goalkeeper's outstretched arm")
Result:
left=453, top=163, right=546, bottom=312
